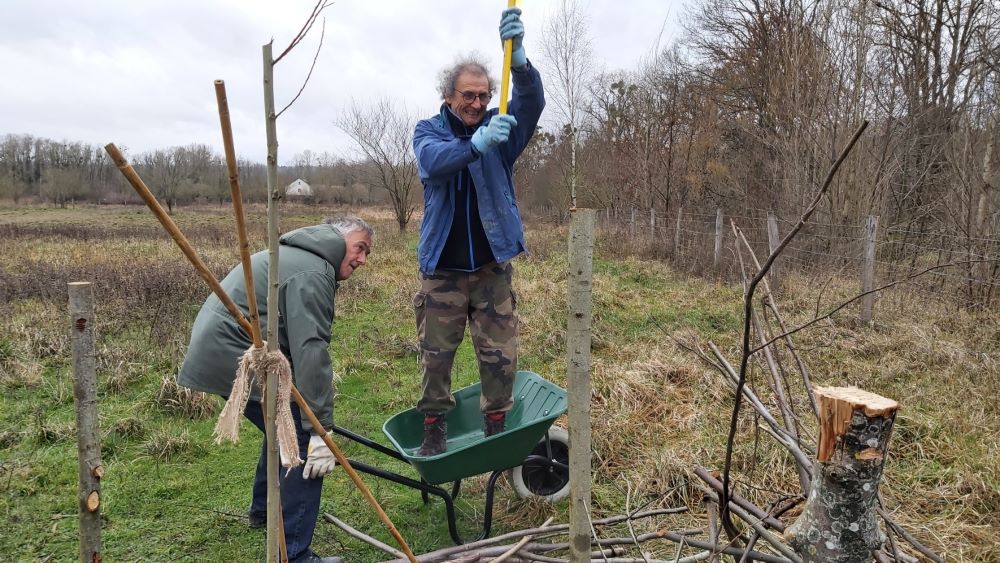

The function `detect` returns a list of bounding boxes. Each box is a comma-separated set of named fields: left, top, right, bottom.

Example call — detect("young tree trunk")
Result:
left=787, top=387, right=899, bottom=562
left=70, top=282, right=103, bottom=563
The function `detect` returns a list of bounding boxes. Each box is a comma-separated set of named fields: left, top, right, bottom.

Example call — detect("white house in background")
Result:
left=285, top=179, right=312, bottom=197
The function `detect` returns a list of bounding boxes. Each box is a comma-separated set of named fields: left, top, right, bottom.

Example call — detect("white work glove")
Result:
left=302, top=433, right=338, bottom=479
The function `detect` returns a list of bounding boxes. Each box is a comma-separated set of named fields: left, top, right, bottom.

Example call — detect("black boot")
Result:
left=418, top=415, right=447, bottom=456
left=483, top=412, right=506, bottom=437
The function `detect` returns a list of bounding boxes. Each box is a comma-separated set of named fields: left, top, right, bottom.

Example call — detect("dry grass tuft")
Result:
left=98, top=345, right=146, bottom=393
left=153, top=376, right=217, bottom=420
left=107, top=416, right=147, bottom=441
left=0, top=430, right=22, bottom=449
left=142, top=429, right=201, bottom=461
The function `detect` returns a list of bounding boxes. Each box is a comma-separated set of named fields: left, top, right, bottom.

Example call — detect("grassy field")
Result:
left=0, top=203, right=997, bottom=561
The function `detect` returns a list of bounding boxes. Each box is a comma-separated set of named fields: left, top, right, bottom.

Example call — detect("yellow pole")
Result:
left=498, top=0, right=522, bottom=115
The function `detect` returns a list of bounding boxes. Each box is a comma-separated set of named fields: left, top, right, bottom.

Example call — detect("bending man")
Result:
left=178, top=216, right=372, bottom=563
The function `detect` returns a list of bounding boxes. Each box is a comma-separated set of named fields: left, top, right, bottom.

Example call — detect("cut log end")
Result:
left=815, top=386, right=899, bottom=462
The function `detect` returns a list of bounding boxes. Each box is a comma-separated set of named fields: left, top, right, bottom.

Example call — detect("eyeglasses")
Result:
left=456, top=90, right=492, bottom=104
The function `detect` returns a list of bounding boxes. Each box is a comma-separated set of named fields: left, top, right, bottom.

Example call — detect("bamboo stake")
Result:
left=103, top=144, right=418, bottom=563
left=215, top=78, right=287, bottom=563
left=498, top=0, right=521, bottom=115
left=215, top=79, right=262, bottom=348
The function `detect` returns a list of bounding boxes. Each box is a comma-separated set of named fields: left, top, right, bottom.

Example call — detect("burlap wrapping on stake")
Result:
left=214, top=344, right=303, bottom=469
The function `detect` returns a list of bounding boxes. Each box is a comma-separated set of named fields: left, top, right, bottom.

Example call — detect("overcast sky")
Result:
left=2, top=0, right=681, bottom=165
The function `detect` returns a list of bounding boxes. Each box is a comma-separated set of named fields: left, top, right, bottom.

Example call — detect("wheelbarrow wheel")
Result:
left=509, top=426, right=570, bottom=502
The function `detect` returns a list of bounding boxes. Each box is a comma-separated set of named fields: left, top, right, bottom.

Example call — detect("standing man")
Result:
left=412, top=7, right=544, bottom=456
left=178, top=217, right=373, bottom=563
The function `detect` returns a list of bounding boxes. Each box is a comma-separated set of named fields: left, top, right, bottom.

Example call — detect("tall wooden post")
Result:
left=262, top=41, right=282, bottom=562
left=70, top=282, right=102, bottom=563
left=860, top=216, right=879, bottom=324
left=766, top=211, right=781, bottom=292
left=567, top=209, right=595, bottom=562
left=649, top=207, right=655, bottom=239
left=713, top=208, right=723, bottom=269
left=630, top=207, right=636, bottom=236
left=673, top=206, right=683, bottom=258
left=787, top=387, right=899, bottom=562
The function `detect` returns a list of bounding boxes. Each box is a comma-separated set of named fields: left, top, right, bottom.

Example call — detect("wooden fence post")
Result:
left=713, top=208, right=723, bottom=269
left=767, top=211, right=781, bottom=291
left=860, top=216, right=879, bottom=324
left=674, top=206, right=683, bottom=258
left=70, top=282, right=102, bottom=563
left=567, top=209, right=595, bottom=562
left=787, top=387, right=899, bottom=562
left=649, top=207, right=655, bottom=239
left=630, top=207, right=636, bottom=236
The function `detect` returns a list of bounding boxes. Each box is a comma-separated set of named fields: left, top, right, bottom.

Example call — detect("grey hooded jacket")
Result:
left=178, top=224, right=345, bottom=431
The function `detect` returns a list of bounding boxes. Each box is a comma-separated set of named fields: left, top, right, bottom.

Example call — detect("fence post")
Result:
left=860, top=215, right=879, bottom=324
left=714, top=208, right=724, bottom=269
left=767, top=211, right=781, bottom=291
left=70, top=282, right=102, bottom=563
left=674, top=206, right=683, bottom=258
left=630, top=207, right=636, bottom=236
left=650, top=207, right=655, bottom=239
left=567, top=209, right=595, bottom=562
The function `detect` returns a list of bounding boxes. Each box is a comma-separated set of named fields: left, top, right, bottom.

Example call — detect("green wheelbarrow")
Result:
left=328, top=371, right=570, bottom=544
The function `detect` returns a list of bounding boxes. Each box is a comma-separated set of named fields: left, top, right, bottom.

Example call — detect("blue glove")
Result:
left=471, top=114, right=518, bottom=154
left=500, top=8, right=527, bottom=68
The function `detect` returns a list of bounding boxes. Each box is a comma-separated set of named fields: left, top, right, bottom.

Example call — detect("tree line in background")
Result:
left=1, top=0, right=997, bottom=252
left=0, top=136, right=389, bottom=212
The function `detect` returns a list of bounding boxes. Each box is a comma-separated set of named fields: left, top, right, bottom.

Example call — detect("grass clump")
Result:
left=142, top=429, right=201, bottom=461
left=153, top=376, right=217, bottom=420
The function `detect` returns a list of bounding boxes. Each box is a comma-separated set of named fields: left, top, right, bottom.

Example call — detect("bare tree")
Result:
left=337, top=99, right=419, bottom=232
left=539, top=0, right=594, bottom=208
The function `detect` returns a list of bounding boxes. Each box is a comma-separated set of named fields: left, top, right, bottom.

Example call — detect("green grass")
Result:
left=1, top=203, right=997, bottom=561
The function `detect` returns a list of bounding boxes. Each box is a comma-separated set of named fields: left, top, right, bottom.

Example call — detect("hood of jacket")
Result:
left=279, top=224, right=346, bottom=269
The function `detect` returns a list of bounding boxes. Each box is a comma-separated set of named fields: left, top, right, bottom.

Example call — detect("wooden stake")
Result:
left=567, top=208, right=595, bottom=562
left=498, top=0, right=521, bottom=115
left=70, top=282, right=102, bottom=563
left=787, top=387, right=899, bottom=562
left=860, top=216, right=878, bottom=325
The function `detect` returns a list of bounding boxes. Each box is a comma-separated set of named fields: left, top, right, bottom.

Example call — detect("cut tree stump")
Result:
left=787, top=386, right=899, bottom=562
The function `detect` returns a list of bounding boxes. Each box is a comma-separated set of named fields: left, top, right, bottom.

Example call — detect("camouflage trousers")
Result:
left=414, top=262, right=518, bottom=415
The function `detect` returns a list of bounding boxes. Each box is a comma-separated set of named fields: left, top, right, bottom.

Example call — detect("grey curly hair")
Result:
left=323, top=216, right=373, bottom=238
left=437, top=54, right=497, bottom=100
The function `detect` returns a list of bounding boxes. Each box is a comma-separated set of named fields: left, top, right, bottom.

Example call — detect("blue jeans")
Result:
left=244, top=400, right=323, bottom=561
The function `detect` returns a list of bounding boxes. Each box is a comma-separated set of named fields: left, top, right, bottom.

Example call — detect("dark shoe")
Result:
left=289, top=550, right=344, bottom=563
left=247, top=510, right=266, bottom=529
left=484, top=412, right=506, bottom=436
left=417, top=415, right=447, bottom=456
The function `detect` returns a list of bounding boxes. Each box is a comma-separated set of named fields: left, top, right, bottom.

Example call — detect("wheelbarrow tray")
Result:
left=383, top=370, right=567, bottom=485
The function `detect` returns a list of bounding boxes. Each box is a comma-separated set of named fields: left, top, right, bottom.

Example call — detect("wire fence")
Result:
left=534, top=206, right=1000, bottom=314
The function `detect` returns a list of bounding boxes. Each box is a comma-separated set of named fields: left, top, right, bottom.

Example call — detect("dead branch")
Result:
left=324, top=513, right=405, bottom=559
left=720, top=121, right=869, bottom=540
left=693, top=467, right=787, bottom=532
left=488, top=516, right=555, bottom=563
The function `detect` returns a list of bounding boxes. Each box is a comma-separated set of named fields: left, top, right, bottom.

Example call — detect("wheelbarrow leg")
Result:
left=473, top=470, right=506, bottom=542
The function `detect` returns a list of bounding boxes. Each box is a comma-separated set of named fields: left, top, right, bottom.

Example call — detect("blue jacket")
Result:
left=413, top=63, right=545, bottom=274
